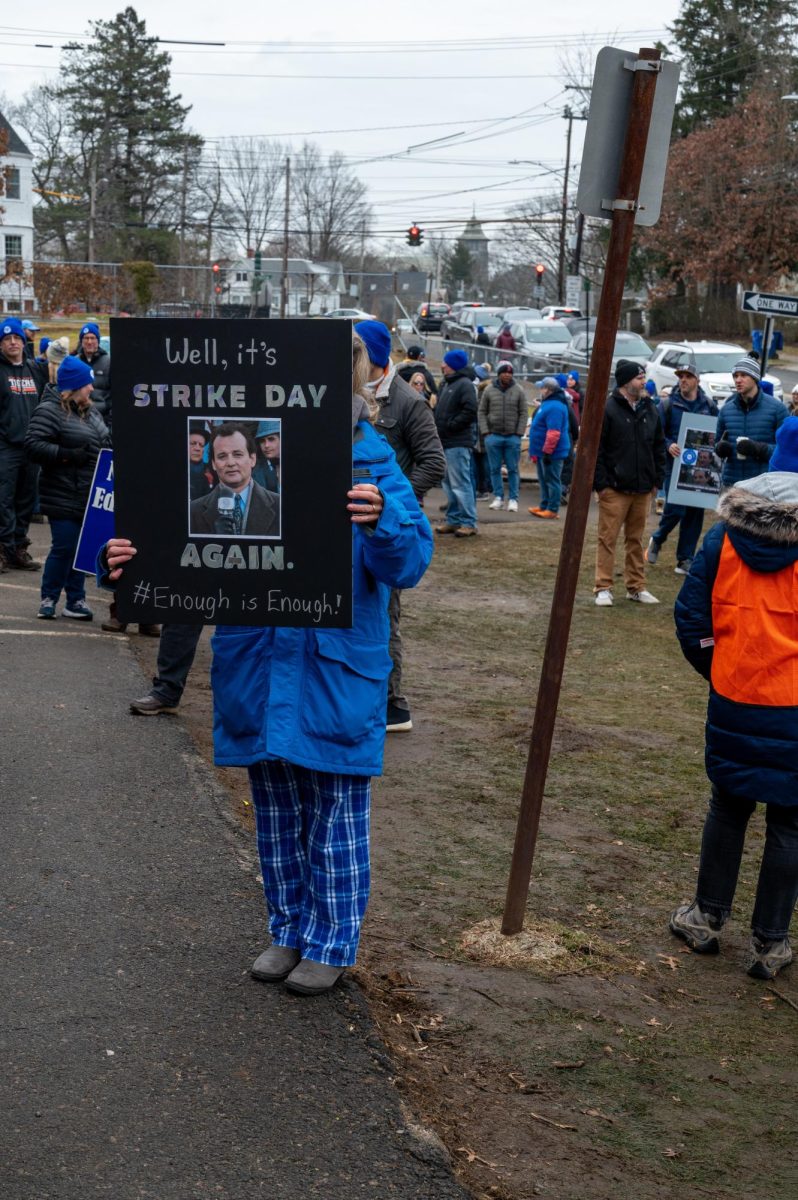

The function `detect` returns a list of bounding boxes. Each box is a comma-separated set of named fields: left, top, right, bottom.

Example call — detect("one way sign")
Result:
left=741, top=290, right=798, bottom=317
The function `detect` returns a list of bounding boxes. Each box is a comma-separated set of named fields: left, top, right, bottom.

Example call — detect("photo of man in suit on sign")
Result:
left=189, top=420, right=280, bottom=538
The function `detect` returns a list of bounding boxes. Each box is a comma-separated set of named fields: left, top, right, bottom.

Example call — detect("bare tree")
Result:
left=216, top=137, right=285, bottom=255
left=291, top=141, right=371, bottom=264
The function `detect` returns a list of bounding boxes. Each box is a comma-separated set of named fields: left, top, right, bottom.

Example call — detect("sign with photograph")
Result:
left=110, top=318, right=354, bottom=627
left=74, top=448, right=115, bottom=574
left=667, top=413, right=721, bottom=510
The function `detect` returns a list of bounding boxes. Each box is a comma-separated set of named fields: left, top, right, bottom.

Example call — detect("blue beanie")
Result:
left=39, top=336, right=51, bottom=354
left=57, top=355, right=94, bottom=392
left=0, top=317, right=25, bottom=340
left=769, top=415, right=798, bottom=473
left=567, top=370, right=580, bottom=383
left=354, top=320, right=392, bottom=368
left=760, top=379, right=774, bottom=396
left=555, top=373, right=568, bottom=387
left=256, top=419, right=281, bottom=438
left=645, top=379, right=657, bottom=396
left=79, top=321, right=101, bottom=343
left=443, top=348, right=468, bottom=371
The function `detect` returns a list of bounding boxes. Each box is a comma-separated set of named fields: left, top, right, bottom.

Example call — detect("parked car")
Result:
left=557, top=330, right=653, bottom=374
left=394, top=317, right=414, bottom=337
left=501, top=305, right=542, bottom=322
left=322, top=307, right=377, bottom=320
left=458, top=306, right=505, bottom=343
left=562, top=315, right=598, bottom=336
left=541, top=305, right=583, bottom=321
left=508, top=320, right=572, bottom=374
left=645, top=339, right=783, bottom=405
left=441, top=300, right=484, bottom=339
left=414, top=302, right=449, bottom=332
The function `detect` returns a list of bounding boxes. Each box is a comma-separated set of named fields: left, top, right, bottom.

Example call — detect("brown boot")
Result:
left=8, top=546, right=41, bottom=570
left=101, top=601, right=128, bottom=633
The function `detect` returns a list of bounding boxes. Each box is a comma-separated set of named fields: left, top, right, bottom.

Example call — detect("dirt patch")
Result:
left=130, top=485, right=798, bottom=1200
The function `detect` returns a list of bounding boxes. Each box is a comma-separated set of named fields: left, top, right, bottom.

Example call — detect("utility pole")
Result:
left=280, top=155, right=291, bottom=319
left=557, top=108, right=574, bottom=303
left=88, top=151, right=97, bottom=267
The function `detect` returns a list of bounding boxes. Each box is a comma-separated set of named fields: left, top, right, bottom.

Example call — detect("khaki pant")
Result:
left=594, top=489, right=651, bottom=594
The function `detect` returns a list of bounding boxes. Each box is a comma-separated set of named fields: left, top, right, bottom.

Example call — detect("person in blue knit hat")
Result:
left=434, top=348, right=478, bottom=536
left=0, top=316, right=46, bottom=571
left=355, top=319, right=445, bottom=731
left=77, top=321, right=112, bottom=427
left=24, top=355, right=109, bottom=620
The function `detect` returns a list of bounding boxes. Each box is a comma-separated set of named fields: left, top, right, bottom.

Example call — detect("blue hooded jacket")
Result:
left=210, top=420, right=433, bottom=776
left=675, top=471, right=798, bottom=805
left=528, top=388, right=571, bottom=460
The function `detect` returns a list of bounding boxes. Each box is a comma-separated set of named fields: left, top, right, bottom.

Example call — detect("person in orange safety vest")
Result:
left=671, top=415, right=798, bottom=982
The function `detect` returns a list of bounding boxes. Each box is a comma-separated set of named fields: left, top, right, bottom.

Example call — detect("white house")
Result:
left=222, top=256, right=345, bottom=315
left=0, top=111, right=36, bottom=314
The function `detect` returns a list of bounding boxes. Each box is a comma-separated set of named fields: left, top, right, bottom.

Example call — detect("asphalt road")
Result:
left=0, top=543, right=468, bottom=1200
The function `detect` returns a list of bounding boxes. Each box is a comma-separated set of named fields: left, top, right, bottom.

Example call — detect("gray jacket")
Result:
left=374, top=371, right=446, bottom=497
left=478, top=380, right=528, bottom=437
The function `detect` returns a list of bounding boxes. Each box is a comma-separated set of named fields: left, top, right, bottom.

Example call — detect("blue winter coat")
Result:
left=527, top=391, right=571, bottom=460
left=715, top=389, right=787, bottom=487
left=674, top=472, right=798, bottom=806
left=210, top=421, right=433, bottom=777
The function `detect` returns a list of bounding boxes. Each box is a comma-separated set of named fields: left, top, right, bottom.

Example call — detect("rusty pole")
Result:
left=502, top=47, right=662, bottom=935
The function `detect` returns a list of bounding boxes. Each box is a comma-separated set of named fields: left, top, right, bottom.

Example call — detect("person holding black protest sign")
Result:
left=24, top=355, right=110, bottom=620
left=101, top=333, right=433, bottom=996
left=189, top=422, right=279, bottom=537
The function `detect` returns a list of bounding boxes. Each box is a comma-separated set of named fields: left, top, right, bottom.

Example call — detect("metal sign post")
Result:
left=740, top=291, right=798, bottom=381
left=502, top=46, right=673, bottom=935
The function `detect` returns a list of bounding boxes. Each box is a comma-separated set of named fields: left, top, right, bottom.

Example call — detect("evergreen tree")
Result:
left=668, top=0, right=798, bottom=136
left=442, top=240, right=474, bottom=298
left=33, top=7, right=202, bottom=261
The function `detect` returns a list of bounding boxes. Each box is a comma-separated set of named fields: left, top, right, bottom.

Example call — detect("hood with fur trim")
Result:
left=719, top=472, right=798, bottom=573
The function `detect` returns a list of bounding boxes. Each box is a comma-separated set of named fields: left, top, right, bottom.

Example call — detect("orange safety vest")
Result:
left=711, top=534, right=798, bottom=706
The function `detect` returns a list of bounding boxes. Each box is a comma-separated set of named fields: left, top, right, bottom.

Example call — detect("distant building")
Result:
left=0, top=110, right=36, bottom=314
left=220, top=256, right=346, bottom=316
left=460, top=215, right=489, bottom=280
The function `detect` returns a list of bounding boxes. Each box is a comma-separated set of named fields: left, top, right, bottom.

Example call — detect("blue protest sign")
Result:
left=74, top=448, right=115, bottom=574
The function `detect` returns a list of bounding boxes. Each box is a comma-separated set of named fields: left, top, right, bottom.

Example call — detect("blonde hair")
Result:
left=352, top=333, right=377, bottom=421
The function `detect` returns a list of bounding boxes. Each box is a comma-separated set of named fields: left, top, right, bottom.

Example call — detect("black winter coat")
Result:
left=77, top=347, right=112, bottom=422
left=434, top=369, right=478, bottom=449
left=374, top=372, right=445, bottom=496
left=24, top=385, right=111, bottom=520
left=594, top=389, right=666, bottom=494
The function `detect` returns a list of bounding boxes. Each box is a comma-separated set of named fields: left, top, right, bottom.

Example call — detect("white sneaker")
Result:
left=507, top=499, right=518, bottom=513
left=626, top=590, right=660, bottom=604
left=489, top=497, right=504, bottom=510
left=595, top=589, right=613, bottom=606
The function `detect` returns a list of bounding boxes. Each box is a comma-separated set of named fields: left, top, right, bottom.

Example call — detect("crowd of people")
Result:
left=3, top=311, right=796, bottom=989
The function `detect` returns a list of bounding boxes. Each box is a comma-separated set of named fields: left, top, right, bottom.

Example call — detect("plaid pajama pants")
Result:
left=248, top=760, right=372, bottom=967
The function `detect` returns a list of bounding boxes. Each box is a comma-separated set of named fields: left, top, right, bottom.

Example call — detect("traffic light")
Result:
left=407, top=224, right=423, bottom=247
left=535, top=263, right=545, bottom=281
left=212, top=262, right=220, bottom=274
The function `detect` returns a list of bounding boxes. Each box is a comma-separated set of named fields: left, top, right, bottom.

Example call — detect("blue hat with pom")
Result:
left=0, top=317, right=25, bottom=340
left=79, top=321, right=101, bottom=343
left=769, top=415, right=798, bottom=473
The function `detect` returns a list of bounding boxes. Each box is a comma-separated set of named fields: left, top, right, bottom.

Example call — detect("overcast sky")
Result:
left=1, top=2, right=683, bottom=249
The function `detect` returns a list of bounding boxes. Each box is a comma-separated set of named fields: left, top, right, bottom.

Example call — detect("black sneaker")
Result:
left=386, top=702, right=413, bottom=732
left=130, top=693, right=179, bottom=716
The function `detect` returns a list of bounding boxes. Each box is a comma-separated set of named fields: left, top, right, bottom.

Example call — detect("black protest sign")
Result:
left=111, top=318, right=353, bottom=627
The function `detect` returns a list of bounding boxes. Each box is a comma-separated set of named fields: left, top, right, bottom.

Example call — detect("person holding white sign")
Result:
left=645, top=363, right=717, bottom=575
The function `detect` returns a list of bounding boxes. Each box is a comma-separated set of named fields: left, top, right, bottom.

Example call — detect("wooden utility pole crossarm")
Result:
left=501, top=47, right=663, bottom=936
